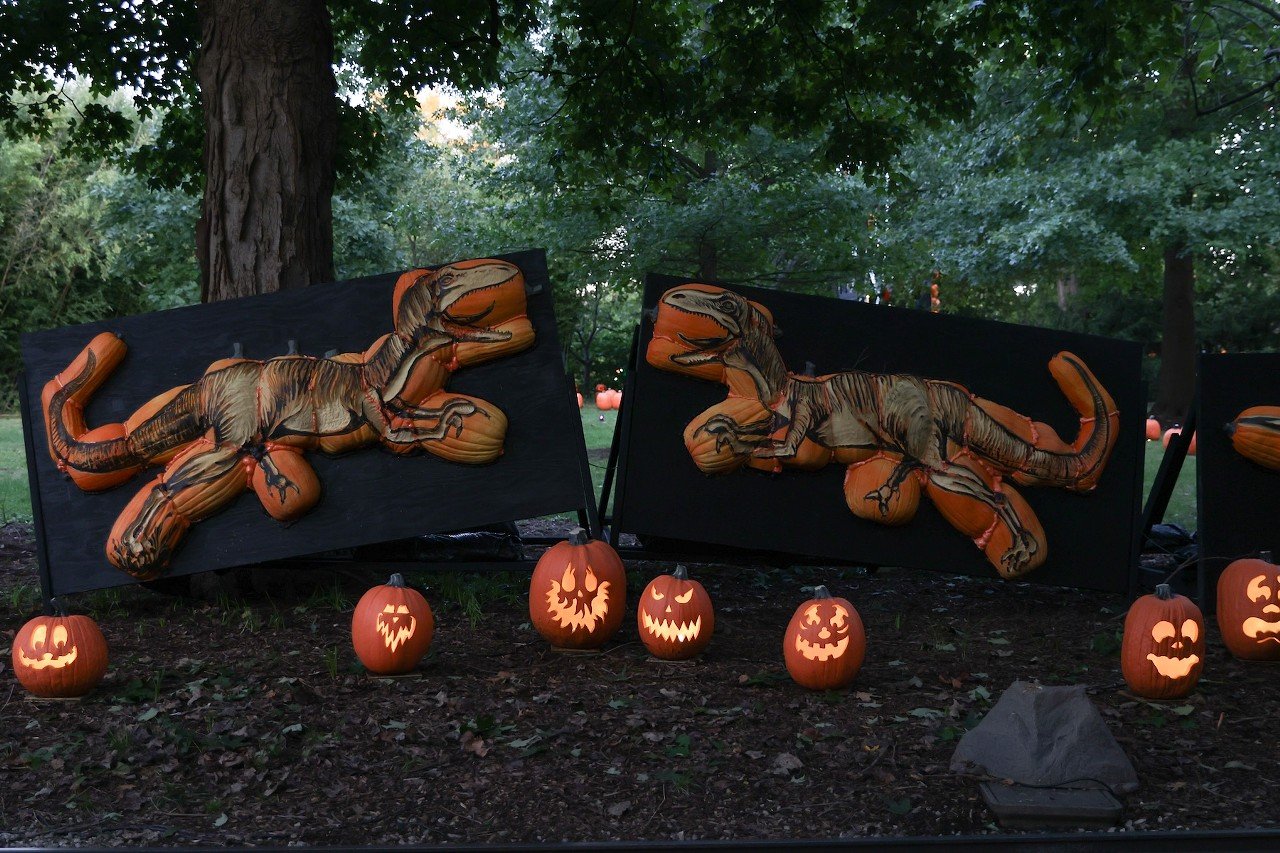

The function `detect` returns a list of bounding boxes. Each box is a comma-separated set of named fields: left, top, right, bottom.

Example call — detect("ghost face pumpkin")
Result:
left=1216, top=552, right=1280, bottom=661
left=11, top=611, right=108, bottom=697
left=351, top=574, right=434, bottom=675
left=1121, top=584, right=1204, bottom=699
left=782, top=586, right=866, bottom=690
left=637, top=566, right=714, bottom=660
left=529, top=528, right=626, bottom=649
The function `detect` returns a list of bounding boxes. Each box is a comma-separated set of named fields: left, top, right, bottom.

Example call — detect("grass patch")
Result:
left=0, top=416, right=32, bottom=521
left=1143, top=440, right=1196, bottom=530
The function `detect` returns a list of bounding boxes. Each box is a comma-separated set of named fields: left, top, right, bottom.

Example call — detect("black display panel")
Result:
left=21, top=250, right=588, bottom=596
left=613, top=275, right=1145, bottom=593
left=1198, top=353, right=1280, bottom=608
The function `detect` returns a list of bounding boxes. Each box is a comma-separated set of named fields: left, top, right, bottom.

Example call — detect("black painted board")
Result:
left=615, top=275, right=1145, bottom=593
left=20, top=249, right=587, bottom=597
left=1198, top=353, right=1280, bottom=610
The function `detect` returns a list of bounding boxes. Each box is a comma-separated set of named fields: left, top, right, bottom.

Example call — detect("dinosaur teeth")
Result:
left=641, top=612, right=702, bottom=643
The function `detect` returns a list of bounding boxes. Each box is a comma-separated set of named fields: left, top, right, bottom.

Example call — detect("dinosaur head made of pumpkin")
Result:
left=646, top=284, right=782, bottom=399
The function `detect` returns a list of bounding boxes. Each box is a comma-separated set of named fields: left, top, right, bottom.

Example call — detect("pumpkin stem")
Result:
left=1155, top=583, right=1174, bottom=600
left=673, top=565, right=689, bottom=580
left=387, top=573, right=406, bottom=588
left=812, top=585, right=832, bottom=600
left=568, top=527, right=590, bottom=546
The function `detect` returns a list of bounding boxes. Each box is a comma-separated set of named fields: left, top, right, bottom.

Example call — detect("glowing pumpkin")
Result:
left=637, top=565, right=714, bottom=660
left=11, top=607, right=108, bottom=697
left=1121, top=584, right=1204, bottom=699
left=529, top=528, right=626, bottom=649
left=782, top=586, right=866, bottom=690
left=351, top=573, right=435, bottom=675
left=1216, top=552, right=1280, bottom=661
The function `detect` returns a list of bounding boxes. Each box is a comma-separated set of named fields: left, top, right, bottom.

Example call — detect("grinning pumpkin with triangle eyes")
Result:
left=1121, top=584, right=1204, bottom=699
left=637, top=565, right=714, bottom=660
left=782, top=586, right=866, bottom=690
left=529, top=528, right=626, bottom=649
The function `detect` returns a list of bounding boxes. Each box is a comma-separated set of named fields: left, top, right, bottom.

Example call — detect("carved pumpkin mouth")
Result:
left=546, top=565, right=611, bottom=632
left=794, top=634, right=849, bottom=662
left=1146, top=653, right=1200, bottom=678
left=376, top=604, right=418, bottom=652
left=641, top=612, right=702, bottom=643
left=1242, top=617, right=1280, bottom=641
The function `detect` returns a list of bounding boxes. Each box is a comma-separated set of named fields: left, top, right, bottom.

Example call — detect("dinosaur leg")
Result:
left=250, top=445, right=321, bottom=522
left=378, top=392, right=508, bottom=463
left=106, top=440, right=247, bottom=580
left=922, top=451, right=1047, bottom=579
left=683, top=397, right=774, bottom=474
left=845, top=452, right=923, bottom=526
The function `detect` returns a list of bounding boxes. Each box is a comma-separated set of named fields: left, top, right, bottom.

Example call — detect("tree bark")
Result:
left=196, top=0, right=337, bottom=302
left=1152, top=242, right=1196, bottom=426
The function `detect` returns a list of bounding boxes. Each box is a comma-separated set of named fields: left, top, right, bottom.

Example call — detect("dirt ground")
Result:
left=1, top=519, right=1277, bottom=846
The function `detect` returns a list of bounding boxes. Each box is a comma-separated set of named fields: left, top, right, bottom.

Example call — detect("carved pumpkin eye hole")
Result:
left=830, top=606, right=848, bottom=629
left=1181, top=619, right=1199, bottom=643
left=651, top=587, right=665, bottom=602
left=382, top=604, right=396, bottom=614
left=804, top=605, right=821, bottom=626
left=31, top=624, right=47, bottom=648
left=561, top=566, right=576, bottom=593
left=1247, top=575, right=1271, bottom=602
left=584, top=567, right=598, bottom=593
left=396, top=605, right=410, bottom=614
left=52, top=626, right=68, bottom=647
left=1151, top=620, right=1177, bottom=643
left=675, top=590, right=694, bottom=604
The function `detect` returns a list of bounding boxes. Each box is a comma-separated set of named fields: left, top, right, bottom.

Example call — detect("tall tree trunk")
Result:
left=1152, top=242, right=1196, bottom=426
left=1055, top=273, right=1078, bottom=311
left=196, top=0, right=337, bottom=303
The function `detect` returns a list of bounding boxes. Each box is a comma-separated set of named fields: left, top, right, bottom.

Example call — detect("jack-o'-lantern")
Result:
left=782, top=586, right=866, bottom=690
left=1121, top=584, right=1204, bottom=699
left=1216, top=551, right=1280, bottom=660
left=11, top=605, right=108, bottom=697
left=637, top=565, right=714, bottom=660
left=351, top=574, right=435, bottom=675
left=529, top=528, right=626, bottom=649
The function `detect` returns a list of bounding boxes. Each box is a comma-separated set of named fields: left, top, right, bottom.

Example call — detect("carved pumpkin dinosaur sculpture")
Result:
left=1228, top=407, right=1280, bottom=471
left=646, top=284, right=1120, bottom=578
left=42, top=259, right=534, bottom=580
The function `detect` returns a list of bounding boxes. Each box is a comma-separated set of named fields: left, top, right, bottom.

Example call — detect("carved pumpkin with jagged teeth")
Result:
left=637, top=566, right=714, bottom=660
left=783, top=586, right=865, bottom=690
left=530, top=528, right=626, bottom=649
left=351, top=574, right=434, bottom=675
left=1216, top=552, right=1280, bottom=661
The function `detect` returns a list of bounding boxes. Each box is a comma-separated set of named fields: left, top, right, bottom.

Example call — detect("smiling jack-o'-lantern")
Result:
left=1216, top=551, right=1280, bottom=661
left=1121, top=584, right=1204, bottom=699
left=11, top=606, right=108, bottom=697
left=351, top=573, right=434, bottom=675
left=637, top=565, right=714, bottom=660
left=782, top=586, right=866, bottom=690
left=529, top=528, right=626, bottom=649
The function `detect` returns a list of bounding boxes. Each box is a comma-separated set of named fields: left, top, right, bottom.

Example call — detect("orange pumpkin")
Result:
left=529, top=528, right=626, bottom=649
left=1145, top=418, right=1162, bottom=441
left=782, top=586, right=866, bottom=690
left=1216, top=552, right=1280, bottom=661
left=595, top=386, right=615, bottom=411
left=11, top=607, right=108, bottom=697
left=1162, top=427, right=1196, bottom=455
left=843, top=453, right=922, bottom=525
left=637, top=565, right=714, bottom=660
left=351, top=574, right=435, bottom=675
left=1121, top=584, right=1204, bottom=699
left=1228, top=406, right=1280, bottom=471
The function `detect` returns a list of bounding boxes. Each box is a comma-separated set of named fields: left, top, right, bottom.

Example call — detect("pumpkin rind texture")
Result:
left=1121, top=585, right=1204, bottom=699
left=637, top=566, right=714, bottom=660
left=351, top=574, right=435, bottom=675
left=1216, top=553, right=1280, bottom=660
left=529, top=529, right=627, bottom=649
left=1228, top=406, right=1280, bottom=471
left=782, top=587, right=866, bottom=690
left=11, top=613, right=108, bottom=697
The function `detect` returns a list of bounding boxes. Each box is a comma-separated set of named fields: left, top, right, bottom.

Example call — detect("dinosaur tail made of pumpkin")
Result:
left=1227, top=406, right=1280, bottom=471
left=42, top=332, right=205, bottom=491
left=964, top=351, right=1120, bottom=493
